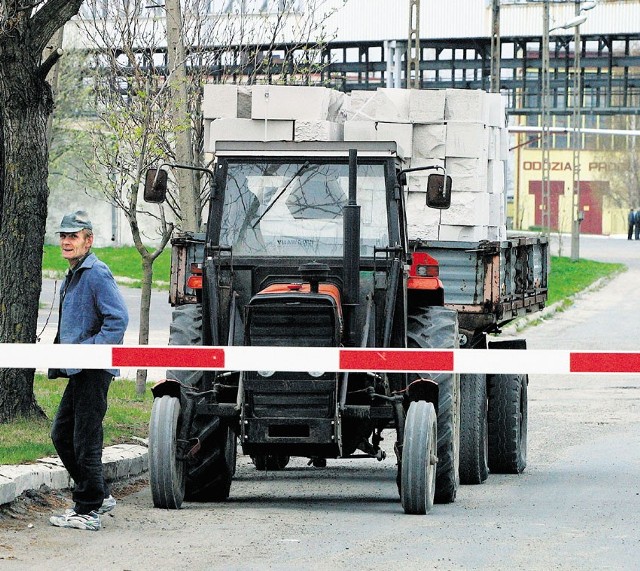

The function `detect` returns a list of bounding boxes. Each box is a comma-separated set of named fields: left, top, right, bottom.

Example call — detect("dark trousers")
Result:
left=51, top=370, right=112, bottom=514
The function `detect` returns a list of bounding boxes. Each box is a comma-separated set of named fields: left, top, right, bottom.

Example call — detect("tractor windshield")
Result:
left=219, top=161, right=389, bottom=257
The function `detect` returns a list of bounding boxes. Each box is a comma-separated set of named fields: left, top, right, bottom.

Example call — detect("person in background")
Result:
left=48, top=210, right=129, bottom=531
left=628, top=208, right=635, bottom=240
left=635, top=208, right=640, bottom=240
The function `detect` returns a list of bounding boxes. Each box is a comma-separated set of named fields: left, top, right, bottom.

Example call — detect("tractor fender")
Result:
left=403, top=377, right=439, bottom=415
left=151, top=378, right=182, bottom=400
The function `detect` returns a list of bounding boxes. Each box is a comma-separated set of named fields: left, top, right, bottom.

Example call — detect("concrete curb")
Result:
left=0, top=444, right=148, bottom=507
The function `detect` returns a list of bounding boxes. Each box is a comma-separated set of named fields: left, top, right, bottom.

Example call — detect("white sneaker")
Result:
left=50, top=510, right=101, bottom=531
left=97, top=495, right=117, bottom=514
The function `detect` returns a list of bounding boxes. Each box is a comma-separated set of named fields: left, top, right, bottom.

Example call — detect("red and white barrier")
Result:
left=1, top=344, right=640, bottom=374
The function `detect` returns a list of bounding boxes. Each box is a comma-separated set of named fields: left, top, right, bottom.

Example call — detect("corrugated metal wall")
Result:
left=326, top=0, right=640, bottom=41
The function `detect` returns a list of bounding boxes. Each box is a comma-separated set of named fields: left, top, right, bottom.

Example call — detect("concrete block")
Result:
left=344, top=120, right=377, bottom=141
left=445, top=89, right=486, bottom=123
left=376, top=122, right=413, bottom=157
left=500, top=127, right=510, bottom=160
left=489, top=193, right=506, bottom=226
left=438, top=224, right=489, bottom=241
left=203, top=84, right=240, bottom=119
left=409, top=89, right=446, bottom=123
left=440, top=192, right=490, bottom=226
left=445, top=122, right=488, bottom=158
left=488, top=127, right=501, bottom=160
left=0, top=474, right=17, bottom=505
left=251, top=85, right=332, bottom=121
left=488, top=159, right=506, bottom=194
left=445, top=157, right=483, bottom=178
left=485, top=92, right=506, bottom=127
left=405, top=194, right=442, bottom=240
left=413, top=124, right=446, bottom=159
left=295, top=120, right=344, bottom=142
left=208, top=118, right=294, bottom=152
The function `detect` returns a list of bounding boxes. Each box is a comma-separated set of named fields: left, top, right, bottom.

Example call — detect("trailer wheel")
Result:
left=459, top=373, right=489, bottom=484
left=407, top=305, right=460, bottom=504
left=185, top=421, right=237, bottom=501
left=251, top=455, right=290, bottom=471
left=487, top=373, right=528, bottom=474
left=401, top=400, right=438, bottom=515
left=167, top=304, right=203, bottom=387
left=149, top=395, right=185, bottom=509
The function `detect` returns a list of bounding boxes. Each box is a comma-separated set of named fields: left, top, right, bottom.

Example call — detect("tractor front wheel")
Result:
left=149, top=395, right=185, bottom=509
left=401, top=400, right=438, bottom=515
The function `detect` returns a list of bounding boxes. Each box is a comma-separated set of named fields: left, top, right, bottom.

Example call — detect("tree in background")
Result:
left=0, top=0, right=84, bottom=422
left=51, top=0, right=343, bottom=394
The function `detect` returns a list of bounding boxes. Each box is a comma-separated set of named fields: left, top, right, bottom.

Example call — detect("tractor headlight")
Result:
left=308, top=371, right=325, bottom=378
left=257, top=370, right=275, bottom=377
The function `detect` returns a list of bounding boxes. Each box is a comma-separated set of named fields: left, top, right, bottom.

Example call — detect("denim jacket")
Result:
left=54, top=253, right=129, bottom=377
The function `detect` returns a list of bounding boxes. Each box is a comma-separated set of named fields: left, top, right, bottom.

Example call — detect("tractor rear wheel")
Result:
left=459, top=373, right=489, bottom=484
left=407, top=305, right=460, bottom=504
left=487, top=373, right=528, bottom=474
left=167, top=304, right=204, bottom=387
left=149, top=395, right=185, bottom=509
left=401, top=400, right=438, bottom=515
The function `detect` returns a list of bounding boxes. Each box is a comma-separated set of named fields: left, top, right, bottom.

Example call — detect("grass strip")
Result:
left=0, top=375, right=153, bottom=465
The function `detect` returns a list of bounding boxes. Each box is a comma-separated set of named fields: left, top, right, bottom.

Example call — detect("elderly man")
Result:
left=48, top=210, right=129, bottom=531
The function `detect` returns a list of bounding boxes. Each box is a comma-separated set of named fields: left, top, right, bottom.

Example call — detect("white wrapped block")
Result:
left=445, top=122, right=488, bottom=158
left=409, top=89, right=446, bottom=123
left=295, top=121, right=344, bottom=142
left=347, top=89, right=409, bottom=123
left=208, top=118, right=294, bottom=152
left=445, top=158, right=488, bottom=193
left=438, top=224, right=489, bottom=241
left=439, top=192, right=490, bottom=226
left=408, top=158, right=446, bottom=172
left=346, top=91, right=377, bottom=121
left=487, top=159, right=505, bottom=194
left=500, top=127, right=510, bottom=160
left=328, top=89, right=347, bottom=122
left=485, top=92, right=506, bottom=128
left=344, top=120, right=377, bottom=141
left=203, top=84, right=240, bottom=119
left=372, top=88, right=410, bottom=123
left=488, top=127, right=502, bottom=160
left=489, top=193, right=506, bottom=226
left=445, top=89, right=486, bottom=123
left=376, top=122, right=413, bottom=157
left=251, top=85, right=332, bottom=121
left=413, top=124, right=446, bottom=159
left=405, top=193, right=442, bottom=239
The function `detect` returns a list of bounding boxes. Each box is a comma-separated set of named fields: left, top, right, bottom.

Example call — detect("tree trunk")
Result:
left=0, top=36, right=52, bottom=422
left=135, top=255, right=154, bottom=396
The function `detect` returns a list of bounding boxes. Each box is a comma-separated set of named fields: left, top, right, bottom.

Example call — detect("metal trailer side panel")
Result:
left=413, top=236, right=548, bottom=333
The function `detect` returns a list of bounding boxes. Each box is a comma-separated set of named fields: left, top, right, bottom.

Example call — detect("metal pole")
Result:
left=407, top=0, right=420, bottom=89
left=490, top=0, right=501, bottom=93
left=541, top=0, right=551, bottom=238
left=570, top=1, right=582, bottom=261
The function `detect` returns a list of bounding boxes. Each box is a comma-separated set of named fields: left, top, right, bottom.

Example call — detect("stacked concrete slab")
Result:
left=201, top=84, right=508, bottom=242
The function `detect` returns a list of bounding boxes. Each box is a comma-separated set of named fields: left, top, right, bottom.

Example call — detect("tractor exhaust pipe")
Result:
left=343, top=149, right=360, bottom=342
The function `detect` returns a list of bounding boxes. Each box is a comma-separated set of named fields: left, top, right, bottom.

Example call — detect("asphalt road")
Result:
left=6, top=234, right=638, bottom=570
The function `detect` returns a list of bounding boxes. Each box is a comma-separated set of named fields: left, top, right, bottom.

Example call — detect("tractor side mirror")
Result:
left=426, top=173, right=452, bottom=209
left=144, top=168, right=168, bottom=203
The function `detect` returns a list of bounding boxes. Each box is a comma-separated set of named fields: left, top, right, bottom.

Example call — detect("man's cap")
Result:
left=58, top=210, right=93, bottom=233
